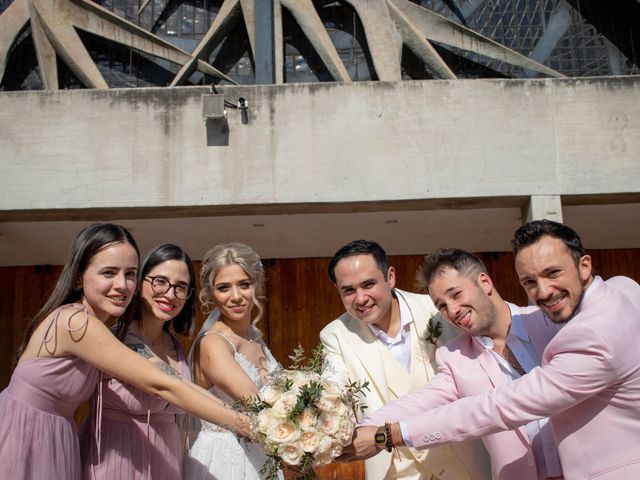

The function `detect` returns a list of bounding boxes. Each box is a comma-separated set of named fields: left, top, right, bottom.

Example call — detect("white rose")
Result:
left=299, top=430, right=321, bottom=453
left=299, top=408, right=319, bottom=431
left=278, top=442, right=304, bottom=466
left=285, top=370, right=313, bottom=394
left=259, top=384, right=283, bottom=405
left=317, top=396, right=342, bottom=414
left=267, top=420, right=300, bottom=444
left=256, top=408, right=276, bottom=435
left=306, top=371, right=321, bottom=383
left=314, top=435, right=334, bottom=464
left=271, top=392, right=298, bottom=418
left=330, top=438, right=344, bottom=458
left=318, top=412, right=339, bottom=436
left=290, top=370, right=320, bottom=389
left=336, top=418, right=355, bottom=445
left=320, top=380, right=342, bottom=400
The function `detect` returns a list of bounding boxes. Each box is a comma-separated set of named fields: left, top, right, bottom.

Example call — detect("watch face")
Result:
left=375, top=432, right=386, bottom=444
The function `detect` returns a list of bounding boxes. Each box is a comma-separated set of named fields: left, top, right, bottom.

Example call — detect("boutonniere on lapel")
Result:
left=425, top=317, right=443, bottom=346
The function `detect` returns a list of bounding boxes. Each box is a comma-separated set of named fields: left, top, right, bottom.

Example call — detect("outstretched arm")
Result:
left=360, top=348, right=460, bottom=427
left=398, top=323, right=614, bottom=449
left=59, top=309, right=251, bottom=437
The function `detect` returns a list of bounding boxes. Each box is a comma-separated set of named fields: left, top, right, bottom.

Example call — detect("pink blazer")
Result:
left=362, top=304, right=561, bottom=480
left=380, top=277, right=640, bottom=480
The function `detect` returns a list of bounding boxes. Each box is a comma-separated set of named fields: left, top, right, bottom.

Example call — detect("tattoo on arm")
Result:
left=128, top=342, right=154, bottom=359
left=155, top=360, right=181, bottom=378
left=127, top=342, right=182, bottom=378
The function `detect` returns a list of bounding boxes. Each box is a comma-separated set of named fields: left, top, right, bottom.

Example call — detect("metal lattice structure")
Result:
left=1, top=0, right=638, bottom=90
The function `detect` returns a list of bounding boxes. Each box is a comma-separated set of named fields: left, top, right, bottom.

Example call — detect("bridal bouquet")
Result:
left=241, top=344, right=368, bottom=480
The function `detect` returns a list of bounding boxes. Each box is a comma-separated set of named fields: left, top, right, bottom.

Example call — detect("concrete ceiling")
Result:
left=1, top=203, right=638, bottom=266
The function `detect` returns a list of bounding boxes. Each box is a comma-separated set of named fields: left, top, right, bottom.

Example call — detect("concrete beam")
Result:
left=1, top=77, right=639, bottom=213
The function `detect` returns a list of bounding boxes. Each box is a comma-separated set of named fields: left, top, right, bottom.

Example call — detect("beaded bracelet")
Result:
left=384, top=422, right=393, bottom=452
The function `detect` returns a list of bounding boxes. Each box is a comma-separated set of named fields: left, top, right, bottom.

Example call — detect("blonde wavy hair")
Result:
left=199, top=242, right=266, bottom=326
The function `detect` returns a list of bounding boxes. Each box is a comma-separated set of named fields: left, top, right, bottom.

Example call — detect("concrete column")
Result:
left=255, top=0, right=275, bottom=84
left=524, top=195, right=563, bottom=223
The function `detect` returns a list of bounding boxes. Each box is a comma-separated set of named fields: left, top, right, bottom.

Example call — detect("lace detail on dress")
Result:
left=199, top=348, right=279, bottom=434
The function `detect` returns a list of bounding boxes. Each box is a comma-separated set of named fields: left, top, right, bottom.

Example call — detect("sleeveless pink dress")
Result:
left=80, top=329, right=190, bottom=480
left=0, top=305, right=100, bottom=480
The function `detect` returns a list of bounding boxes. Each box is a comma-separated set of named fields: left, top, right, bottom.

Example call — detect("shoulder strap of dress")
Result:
left=168, top=332, right=191, bottom=380
left=37, top=303, right=89, bottom=356
left=208, top=331, right=238, bottom=353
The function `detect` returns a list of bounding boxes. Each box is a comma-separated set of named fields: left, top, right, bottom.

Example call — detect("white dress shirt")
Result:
left=367, top=292, right=413, bottom=372
left=477, top=304, right=562, bottom=479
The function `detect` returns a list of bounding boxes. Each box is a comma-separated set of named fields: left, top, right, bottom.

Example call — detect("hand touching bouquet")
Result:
left=240, top=344, right=368, bottom=479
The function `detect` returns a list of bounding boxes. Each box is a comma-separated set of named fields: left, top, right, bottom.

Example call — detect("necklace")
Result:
left=499, top=344, right=526, bottom=376
left=134, top=325, right=166, bottom=356
left=236, top=332, right=256, bottom=343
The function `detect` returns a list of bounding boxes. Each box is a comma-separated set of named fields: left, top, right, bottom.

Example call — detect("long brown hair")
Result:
left=15, top=223, right=139, bottom=363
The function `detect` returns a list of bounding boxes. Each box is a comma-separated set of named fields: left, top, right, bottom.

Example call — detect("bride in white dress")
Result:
left=183, top=243, right=281, bottom=480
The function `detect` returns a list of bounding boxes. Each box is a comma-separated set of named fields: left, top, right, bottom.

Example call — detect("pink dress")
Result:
left=0, top=305, right=100, bottom=480
left=80, top=329, right=190, bottom=480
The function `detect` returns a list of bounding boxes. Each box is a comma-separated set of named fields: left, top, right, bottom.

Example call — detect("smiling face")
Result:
left=515, top=235, right=592, bottom=323
left=80, top=242, right=138, bottom=323
left=141, top=259, right=191, bottom=324
left=429, top=267, right=497, bottom=337
left=211, top=263, right=256, bottom=324
left=334, top=254, right=396, bottom=328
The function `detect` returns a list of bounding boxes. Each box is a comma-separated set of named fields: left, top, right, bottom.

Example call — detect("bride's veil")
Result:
left=187, top=308, right=220, bottom=370
left=184, top=308, right=220, bottom=448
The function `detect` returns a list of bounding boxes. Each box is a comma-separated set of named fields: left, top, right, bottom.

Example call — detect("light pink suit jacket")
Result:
left=375, top=277, right=640, bottom=480
left=362, top=304, right=562, bottom=480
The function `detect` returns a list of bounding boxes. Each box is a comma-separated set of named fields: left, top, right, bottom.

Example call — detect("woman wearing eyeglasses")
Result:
left=81, top=244, right=197, bottom=479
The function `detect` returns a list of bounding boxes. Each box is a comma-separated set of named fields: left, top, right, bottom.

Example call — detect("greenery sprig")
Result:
left=425, top=317, right=443, bottom=345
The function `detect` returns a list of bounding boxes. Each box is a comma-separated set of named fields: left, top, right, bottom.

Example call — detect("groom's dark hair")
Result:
left=328, top=240, right=390, bottom=283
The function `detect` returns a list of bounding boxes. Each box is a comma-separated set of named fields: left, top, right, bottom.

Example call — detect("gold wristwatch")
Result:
left=374, top=426, right=392, bottom=452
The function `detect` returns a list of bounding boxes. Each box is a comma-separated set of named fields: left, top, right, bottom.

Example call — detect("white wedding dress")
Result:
left=183, top=331, right=281, bottom=480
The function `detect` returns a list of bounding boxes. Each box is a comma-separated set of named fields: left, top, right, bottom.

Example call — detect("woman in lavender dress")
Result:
left=81, top=244, right=197, bottom=479
left=0, top=224, right=250, bottom=480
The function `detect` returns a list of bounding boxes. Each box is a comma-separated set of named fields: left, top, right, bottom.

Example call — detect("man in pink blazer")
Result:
left=357, top=248, right=563, bottom=479
left=354, top=220, right=640, bottom=480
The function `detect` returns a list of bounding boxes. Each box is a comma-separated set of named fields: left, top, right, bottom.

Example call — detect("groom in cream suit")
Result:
left=320, top=240, right=490, bottom=480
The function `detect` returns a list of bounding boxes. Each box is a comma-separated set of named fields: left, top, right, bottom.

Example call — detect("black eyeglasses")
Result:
left=144, top=276, right=193, bottom=300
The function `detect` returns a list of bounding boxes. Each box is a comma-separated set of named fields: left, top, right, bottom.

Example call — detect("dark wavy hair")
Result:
left=16, top=223, right=139, bottom=362
left=114, top=244, right=196, bottom=340
left=512, top=219, right=586, bottom=265
left=328, top=240, right=390, bottom=283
